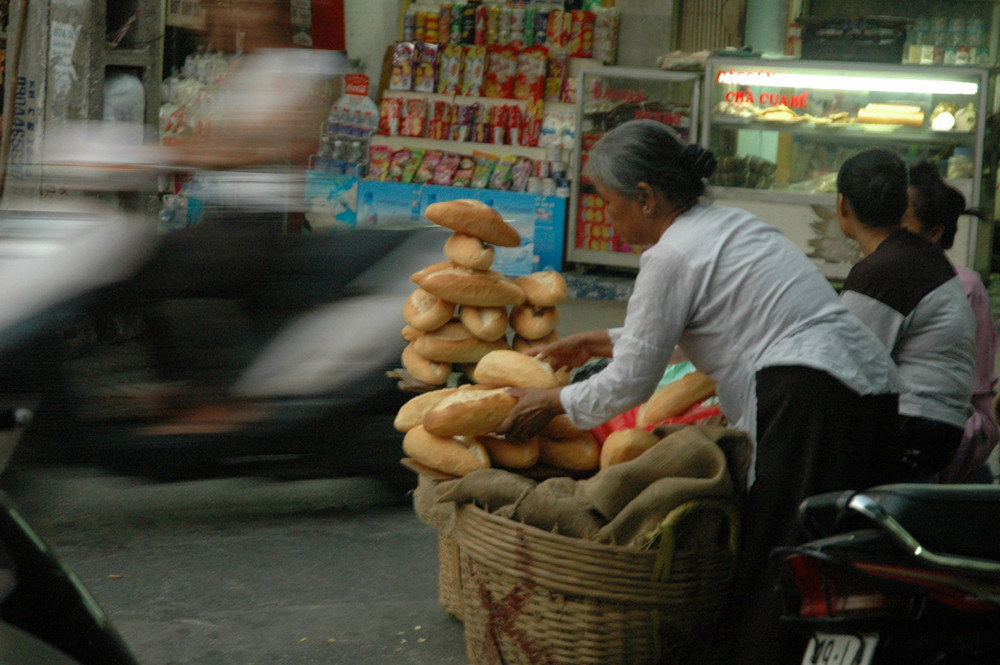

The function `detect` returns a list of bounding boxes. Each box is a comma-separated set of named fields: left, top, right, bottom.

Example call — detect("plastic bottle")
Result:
left=967, top=17, right=988, bottom=65
left=929, top=13, right=948, bottom=65
left=944, top=15, right=966, bottom=65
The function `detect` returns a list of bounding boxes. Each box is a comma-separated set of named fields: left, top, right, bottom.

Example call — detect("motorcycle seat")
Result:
left=860, top=484, right=1000, bottom=562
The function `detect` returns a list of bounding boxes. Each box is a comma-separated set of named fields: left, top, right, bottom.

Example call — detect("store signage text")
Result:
left=344, top=74, right=370, bottom=97
left=724, top=89, right=810, bottom=108
left=633, top=108, right=685, bottom=126
left=594, top=82, right=646, bottom=103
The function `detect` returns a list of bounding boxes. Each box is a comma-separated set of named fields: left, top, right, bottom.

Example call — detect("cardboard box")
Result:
left=304, top=172, right=359, bottom=230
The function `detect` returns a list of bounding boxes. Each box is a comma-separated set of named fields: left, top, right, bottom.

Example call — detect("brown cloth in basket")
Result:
left=432, top=425, right=751, bottom=548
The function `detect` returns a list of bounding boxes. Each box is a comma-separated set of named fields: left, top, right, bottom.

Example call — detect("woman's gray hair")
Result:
left=582, top=119, right=717, bottom=207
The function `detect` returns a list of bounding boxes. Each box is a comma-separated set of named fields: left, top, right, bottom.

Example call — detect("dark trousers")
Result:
left=725, top=365, right=900, bottom=665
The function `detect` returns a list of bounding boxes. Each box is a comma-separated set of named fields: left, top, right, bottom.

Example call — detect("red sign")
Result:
left=344, top=74, right=369, bottom=96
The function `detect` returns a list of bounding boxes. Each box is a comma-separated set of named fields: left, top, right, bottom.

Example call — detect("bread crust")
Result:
left=509, top=304, right=560, bottom=340
left=472, top=349, right=569, bottom=388
left=470, top=435, right=540, bottom=469
left=514, top=270, right=568, bottom=306
left=413, top=320, right=509, bottom=363
left=635, top=370, right=717, bottom=427
left=512, top=330, right=558, bottom=353
left=422, top=387, right=518, bottom=437
left=444, top=232, right=495, bottom=270
left=424, top=199, right=521, bottom=247
left=541, top=414, right=590, bottom=440
left=600, top=427, right=660, bottom=468
left=459, top=305, right=509, bottom=342
left=418, top=266, right=526, bottom=307
left=403, top=288, right=456, bottom=331
left=535, top=434, right=600, bottom=471
left=410, top=260, right=458, bottom=285
left=394, top=387, right=459, bottom=432
left=403, top=426, right=491, bottom=477
left=401, top=342, right=452, bottom=385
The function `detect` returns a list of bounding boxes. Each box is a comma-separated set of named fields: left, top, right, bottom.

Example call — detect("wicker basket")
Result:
left=437, top=532, right=464, bottom=621
left=455, top=498, right=739, bottom=665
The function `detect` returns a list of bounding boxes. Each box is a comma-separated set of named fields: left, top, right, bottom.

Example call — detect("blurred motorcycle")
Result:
left=773, top=483, right=1000, bottom=665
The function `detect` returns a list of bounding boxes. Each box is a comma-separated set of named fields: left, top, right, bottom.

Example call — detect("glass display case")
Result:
left=702, top=56, right=995, bottom=279
left=568, top=67, right=702, bottom=270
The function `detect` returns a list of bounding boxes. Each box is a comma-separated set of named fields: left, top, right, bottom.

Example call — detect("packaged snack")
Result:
left=414, top=150, right=443, bottom=184
left=377, top=96, right=403, bottom=136
left=592, top=7, right=620, bottom=64
left=401, top=97, right=429, bottom=137
left=413, top=42, right=440, bottom=93
left=484, top=45, right=518, bottom=99
left=471, top=154, right=499, bottom=189
left=486, top=5, right=501, bottom=44
left=451, top=104, right=474, bottom=141
left=489, top=154, right=518, bottom=190
left=450, top=4, right=464, bottom=44
left=389, top=41, right=416, bottom=91
left=460, top=3, right=477, bottom=44
left=414, top=10, right=427, bottom=42
left=433, top=152, right=463, bottom=186
left=539, top=109, right=569, bottom=149
left=491, top=104, right=510, bottom=145
left=387, top=149, right=412, bottom=181
left=507, top=104, right=523, bottom=146
left=497, top=5, right=512, bottom=45
left=521, top=98, right=545, bottom=147
left=474, top=4, right=489, bottom=45
left=437, top=43, right=463, bottom=94
left=544, top=47, right=568, bottom=103
left=452, top=155, right=477, bottom=187
left=424, top=13, right=440, bottom=43
left=510, top=7, right=526, bottom=48
left=471, top=102, right=491, bottom=143
left=367, top=145, right=393, bottom=181
left=546, top=10, right=569, bottom=48
left=427, top=100, right=452, bottom=140
left=461, top=45, right=487, bottom=96
left=438, top=4, right=452, bottom=45
left=534, top=9, right=550, bottom=45
left=523, top=7, right=537, bottom=47
left=509, top=156, right=534, bottom=192
left=568, top=10, right=595, bottom=58
left=514, top=45, right=548, bottom=101
left=400, top=148, right=426, bottom=184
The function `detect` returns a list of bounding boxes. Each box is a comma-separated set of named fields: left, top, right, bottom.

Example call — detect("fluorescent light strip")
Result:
left=716, top=71, right=978, bottom=95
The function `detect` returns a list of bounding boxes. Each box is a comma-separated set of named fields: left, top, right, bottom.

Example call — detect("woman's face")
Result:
left=594, top=182, right=645, bottom=245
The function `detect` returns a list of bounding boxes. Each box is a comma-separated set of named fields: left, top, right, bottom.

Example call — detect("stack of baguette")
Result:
left=397, top=349, right=601, bottom=477
left=400, top=198, right=568, bottom=385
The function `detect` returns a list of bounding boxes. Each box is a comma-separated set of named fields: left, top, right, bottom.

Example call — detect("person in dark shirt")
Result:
left=837, top=149, right=976, bottom=479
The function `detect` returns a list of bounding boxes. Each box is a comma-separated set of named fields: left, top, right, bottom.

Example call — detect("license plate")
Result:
left=801, top=632, right=878, bottom=665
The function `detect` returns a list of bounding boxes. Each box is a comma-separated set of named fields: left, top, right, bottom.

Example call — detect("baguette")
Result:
left=424, top=199, right=521, bottom=247
left=459, top=305, right=509, bottom=342
left=857, top=104, right=925, bottom=128
left=635, top=370, right=717, bottom=427
left=403, top=426, right=491, bottom=477
left=402, top=288, right=455, bottom=331
left=401, top=342, right=452, bottom=385
left=410, top=260, right=458, bottom=285
left=422, top=387, right=518, bottom=437
left=413, top=320, right=509, bottom=363
left=541, top=414, right=591, bottom=440
left=514, top=270, right=567, bottom=307
left=509, top=304, right=560, bottom=340
left=600, top=427, right=660, bottom=468
left=444, top=232, right=495, bottom=270
left=512, top=330, right=558, bottom=353
left=473, top=349, right=570, bottom=389
left=394, top=387, right=460, bottom=432
left=401, top=325, right=421, bottom=342
left=470, top=434, right=540, bottom=469
left=418, top=266, right=526, bottom=307
left=535, top=434, right=600, bottom=471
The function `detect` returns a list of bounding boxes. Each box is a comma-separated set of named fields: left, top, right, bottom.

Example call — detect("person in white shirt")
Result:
left=496, top=120, right=902, bottom=664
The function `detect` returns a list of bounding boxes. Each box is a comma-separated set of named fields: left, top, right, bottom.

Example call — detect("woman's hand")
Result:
left=523, top=330, right=613, bottom=371
left=495, top=387, right=565, bottom=441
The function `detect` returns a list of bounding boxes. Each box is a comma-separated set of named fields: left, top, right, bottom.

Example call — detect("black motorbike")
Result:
left=0, top=200, right=446, bottom=486
left=773, top=483, right=1000, bottom=665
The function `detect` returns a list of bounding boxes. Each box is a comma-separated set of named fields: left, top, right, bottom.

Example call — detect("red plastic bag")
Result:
left=589, top=400, right=723, bottom=445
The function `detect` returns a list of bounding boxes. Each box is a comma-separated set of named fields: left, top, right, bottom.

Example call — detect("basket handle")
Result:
left=647, top=498, right=740, bottom=582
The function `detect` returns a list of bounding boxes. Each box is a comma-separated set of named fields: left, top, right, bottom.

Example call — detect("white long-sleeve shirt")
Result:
left=561, top=203, right=899, bottom=473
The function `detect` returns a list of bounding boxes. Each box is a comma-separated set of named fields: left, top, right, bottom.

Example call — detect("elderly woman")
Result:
left=837, top=150, right=976, bottom=481
left=497, top=120, right=903, bottom=664
left=902, top=161, right=997, bottom=484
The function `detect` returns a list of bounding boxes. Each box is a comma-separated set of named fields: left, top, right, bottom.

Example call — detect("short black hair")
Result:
left=907, top=161, right=969, bottom=250
left=837, top=149, right=908, bottom=228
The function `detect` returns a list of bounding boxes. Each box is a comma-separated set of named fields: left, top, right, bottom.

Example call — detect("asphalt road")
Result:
left=0, top=465, right=469, bottom=665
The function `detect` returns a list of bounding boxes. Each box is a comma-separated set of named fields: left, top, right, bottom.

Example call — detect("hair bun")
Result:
left=681, top=144, right=717, bottom=180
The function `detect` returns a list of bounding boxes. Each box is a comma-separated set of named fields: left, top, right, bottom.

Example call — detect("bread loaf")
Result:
left=410, top=260, right=458, bottom=285
left=403, top=426, right=491, bottom=477
left=424, top=199, right=521, bottom=247
left=459, top=305, right=508, bottom=342
left=541, top=414, right=590, bottom=440
left=422, top=387, right=518, bottom=437
left=600, top=427, right=660, bottom=468
left=514, top=270, right=568, bottom=306
left=509, top=304, right=560, bottom=340
left=635, top=370, right=717, bottom=427
left=536, top=434, right=600, bottom=471
left=402, top=288, right=455, bottom=331
left=470, top=434, right=540, bottom=469
left=413, top=320, right=509, bottom=363
left=473, top=349, right=569, bottom=389
left=401, top=342, right=452, bottom=385
left=444, top=232, right=495, bottom=270
left=512, top=330, right=558, bottom=353
left=394, top=387, right=460, bottom=432
left=418, top=266, right=526, bottom=307
left=401, top=325, right=421, bottom=342
left=857, top=103, right=925, bottom=128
